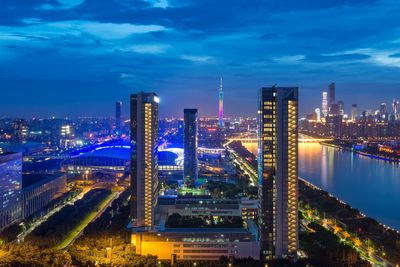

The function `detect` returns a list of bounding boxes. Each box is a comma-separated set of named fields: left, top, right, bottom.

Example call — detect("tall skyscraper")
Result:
left=183, top=109, right=198, bottom=188
left=393, top=99, right=399, bottom=120
left=338, top=100, right=344, bottom=116
left=258, top=87, right=299, bottom=260
left=315, top=108, right=321, bottom=122
left=351, top=104, right=358, bottom=121
left=0, top=152, right=22, bottom=229
left=218, top=77, right=224, bottom=128
left=130, top=92, right=159, bottom=229
left=322, top=92, right=328, bottom=117
left=116, top=101, right=122, bottom=136
left=328, top=82, right=336, bottom=111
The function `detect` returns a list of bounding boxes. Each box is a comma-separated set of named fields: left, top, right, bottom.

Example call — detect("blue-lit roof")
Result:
left=73, top=146, right=130, bottom=160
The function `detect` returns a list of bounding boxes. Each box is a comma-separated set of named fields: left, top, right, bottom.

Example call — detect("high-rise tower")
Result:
left=130, top=92, right=159, bottom=229
left=258, top=86, right=299, bottom=260
left=322, top=92, right=328, bottom=118
left=351, top=104, right=358, bottom=122
left=218, top=77, right=224, bottom=128
left=328, top=82, right=336, bottom=113
left=184, top=109, right=198, bottom=188
left=116, top=101, right=122, bottom=136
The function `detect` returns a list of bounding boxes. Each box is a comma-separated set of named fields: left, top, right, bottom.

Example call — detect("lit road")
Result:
left=17, top=187, right=91, bottom=243
left=57, top=190, right=121, bottom=250
left=223, top=140, right=258, bottom=186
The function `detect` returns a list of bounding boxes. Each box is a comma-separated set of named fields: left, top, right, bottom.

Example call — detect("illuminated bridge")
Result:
left=227, top=134, right=333, bottom=143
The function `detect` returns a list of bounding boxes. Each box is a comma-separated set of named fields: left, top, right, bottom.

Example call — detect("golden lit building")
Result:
left=258, top=87, right=299, bottom=260
left=130, top=92, right=159, bottom=229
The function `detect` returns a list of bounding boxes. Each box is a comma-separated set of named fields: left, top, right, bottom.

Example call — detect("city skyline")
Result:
left=2, top=1, right=400, bottom=117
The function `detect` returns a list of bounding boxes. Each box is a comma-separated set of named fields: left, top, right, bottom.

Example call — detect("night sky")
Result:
left=1, top=0, right=400, bottom=118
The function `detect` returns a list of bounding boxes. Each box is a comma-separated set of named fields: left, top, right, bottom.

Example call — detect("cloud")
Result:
left=121, top=44, right=169, bottom=54
left=304, top=53, right=370, bottom=63
left=180, top=55, right=214, bottom=63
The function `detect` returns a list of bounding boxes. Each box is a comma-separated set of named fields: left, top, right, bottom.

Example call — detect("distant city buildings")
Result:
left=0, top=152, right=22, bottom=230
left=183, top=109, right=198, bottom=188
left=130, top=92, right=159, bottom=229
left=258, top=87, right=299, bottom=260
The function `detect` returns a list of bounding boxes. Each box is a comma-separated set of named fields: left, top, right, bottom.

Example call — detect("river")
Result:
left=243, top=141, right=400, bottom=231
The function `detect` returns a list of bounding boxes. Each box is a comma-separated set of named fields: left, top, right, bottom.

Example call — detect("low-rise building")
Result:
left=132, top=228, right=260, bottom=261
left=22, top=174, right=67, bottom=219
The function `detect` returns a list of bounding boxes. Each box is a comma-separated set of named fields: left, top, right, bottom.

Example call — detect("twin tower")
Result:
left=129, top=93, right=199, bottom=229
left=130, top=86, right=299, bottom=261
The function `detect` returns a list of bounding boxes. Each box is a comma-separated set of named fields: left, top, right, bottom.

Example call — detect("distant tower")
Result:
left=393, top=100, right=399, bottom=120
left=351, top=104, right=358, bottom=121
left=116, top=101, right=122, bottom=136
left=184, top=109, right=198, bottom=188
left=315, top=108, right=321, bottom=122
left=130, top=92, right=159, bottom=229
left=218, top=77, right=224, bottom=128
left=328, top=82, right=336, bottom=112
left=322, top=92, right=328, bottom=117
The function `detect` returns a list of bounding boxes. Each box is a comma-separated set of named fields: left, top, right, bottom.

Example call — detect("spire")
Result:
left=219, top=76, right=223, bottom=91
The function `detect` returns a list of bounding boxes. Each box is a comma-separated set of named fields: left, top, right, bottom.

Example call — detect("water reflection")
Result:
left=243, top=141, right=400, bottom=230
left=298, top=142, right=400, bottom=231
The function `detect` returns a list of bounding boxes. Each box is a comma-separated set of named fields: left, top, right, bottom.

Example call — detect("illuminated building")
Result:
left=315, top=108, right=321, bottom=122
left=132, top=228, right=260, bottom=261
left=116, top=101, right=122, bottom=136
left=393, top=99, right=399, bottom=120
left=183, top=109, right=198, bottom=187
left=351, top=104, right=358, bottom=122
left=0, top=152, right=22, bottom=229
left=328, top=82, right=335, bottom=112
left=258, top=87, right=298, bottom=260
left=338, top=100, right=344, bottom=116
left=322, top=92, right=328, bottom=118
left=218, top=77, right=224, bottom=128
left=130, top=92, right=159, bottom=229
left=60, top=124, right=74, bottom=149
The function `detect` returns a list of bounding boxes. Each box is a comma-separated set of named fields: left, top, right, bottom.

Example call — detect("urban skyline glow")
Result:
left=1, top=1, right=400, bottom=118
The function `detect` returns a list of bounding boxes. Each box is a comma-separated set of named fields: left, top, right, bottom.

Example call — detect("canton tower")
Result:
left=218, top=77, right=224, bottom=128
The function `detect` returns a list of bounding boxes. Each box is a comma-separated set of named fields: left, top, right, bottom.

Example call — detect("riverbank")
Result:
left=299, top=178, right=400, bottom=265
left=321, top=142, right=400, bottom=164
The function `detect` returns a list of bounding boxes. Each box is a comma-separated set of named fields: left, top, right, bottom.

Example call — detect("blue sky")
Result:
left=1, top=0, right=400, bottom=118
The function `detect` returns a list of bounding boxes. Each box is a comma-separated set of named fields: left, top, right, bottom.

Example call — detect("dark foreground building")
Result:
left=183, top=109, right=198, bottom=187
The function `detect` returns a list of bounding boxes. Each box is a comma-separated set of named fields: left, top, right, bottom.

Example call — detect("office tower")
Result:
left=12, top=119, right=28, bottom=142
left=380, top=103, right=387, bottom=115
left=328, top=82, right=335, bottom=111
left=183, top=109, right=198, bottom=188
left=218, top=77, right=224, bottom=128
left=330, top=103, right=341, bottom=116
left=338, top=100, right=344, bottom=116
left=0, top=152, right=22, bottom=229
left=393, top=100, right=399, bottom=120
left=351, top=104, right=358, bottom=121
left=258, top=87, right=298, bottom=260
left=60, top=124, right=74, bottom=149
left=322, top=92, right=328, bottom=118
left=315, top=108, right=321, bottom=122
left=130, top=92, right=159, bottom=229
left=116, top=101, right=122, bottom=136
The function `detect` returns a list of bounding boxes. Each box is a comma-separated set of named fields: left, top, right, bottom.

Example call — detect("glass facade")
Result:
left=183, top=109, right=198, bottom=187
left=0, top=152, right=22, bottom=229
